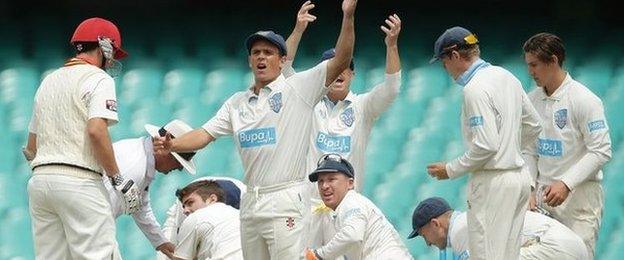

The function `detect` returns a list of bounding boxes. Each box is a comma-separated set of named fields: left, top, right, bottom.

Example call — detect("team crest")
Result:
left=340, top=107, right=355, bottom=127
left=268, top=93, right=282, bottom=113
left=554, top=109, right=567, bottom=129
left=285, top=217, right=295, bottom=230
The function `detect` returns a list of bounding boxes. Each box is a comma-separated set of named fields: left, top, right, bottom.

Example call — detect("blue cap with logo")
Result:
left=429, top=26, right=479, bottom=64
left=320, top=48, right=355, bottom=71
left=407, top=197, right=452, bottom=239
left=214, top=180, right=242, bottom=209
left=309, top=154, right=355, bottom=182
left=245, top=30, right=287, bottom=56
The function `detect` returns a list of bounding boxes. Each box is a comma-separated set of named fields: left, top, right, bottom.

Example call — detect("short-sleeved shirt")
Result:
left=29, top=71, right=118, bottom=133
left=202, top=61, right=328, bottom=187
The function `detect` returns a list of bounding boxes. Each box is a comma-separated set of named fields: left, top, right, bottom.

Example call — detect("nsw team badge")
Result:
left=340, top=107, right=355, bottom=127
left=554, top=109, right=567, bottom=129
left=269, top=93, right=282, bottom=113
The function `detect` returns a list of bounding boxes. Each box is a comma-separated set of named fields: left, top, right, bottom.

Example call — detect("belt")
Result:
left=33, top=163, right=103, bottom=180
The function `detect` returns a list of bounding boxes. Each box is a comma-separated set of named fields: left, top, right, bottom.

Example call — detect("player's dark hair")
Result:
left=176, top=180, right=225, bottom=203
left=523, top=33, right=566, bottom=67
left=72, top=42, right=100, bottom=55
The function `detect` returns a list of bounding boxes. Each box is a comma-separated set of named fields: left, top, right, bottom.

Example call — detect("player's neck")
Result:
left=327, top=90, right=348, bottom=102
left=544, top=69, right=567, bottom=96
left=75, top=53, right=100, bottom=67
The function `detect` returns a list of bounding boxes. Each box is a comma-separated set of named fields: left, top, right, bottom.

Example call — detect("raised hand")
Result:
left=342, top=0, right=358, bottom=17
left=381, top=14, right=401, bottom=47
left=295, top=1, right=317, bottom=33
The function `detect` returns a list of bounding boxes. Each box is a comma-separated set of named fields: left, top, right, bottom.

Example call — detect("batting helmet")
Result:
left=71, top=17, right=128, bottom=59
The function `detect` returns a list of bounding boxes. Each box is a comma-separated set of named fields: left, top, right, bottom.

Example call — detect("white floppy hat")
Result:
left=144, top=119, right=197, bottom=175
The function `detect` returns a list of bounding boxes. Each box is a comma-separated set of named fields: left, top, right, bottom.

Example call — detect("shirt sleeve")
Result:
left=360, top=71, right=401, bottom=121
left=131, top=190, right=168, bottom=248
left=28, top=110, right=38, bottom=134
left=315, top=207, right=367, bottom=259
left=446, top=88, right=500, bottom=178
left=202, top=96, right=234, bottom=139
left=174, top=217, right=199, bottom=260
left=84, top=74, right=119, bottom=125
left=161, top=201, right=184, bottom=244
left=520, top=91, right=542, bottom=187
left=286, top=60, right=329, bottom=108
left=560, top=96, right=612, bottom=190
left=282, top=60, right=297, bottom=78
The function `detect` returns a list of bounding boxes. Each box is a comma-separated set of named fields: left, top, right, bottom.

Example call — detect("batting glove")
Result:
left=111, top=174, right=142, bottom=214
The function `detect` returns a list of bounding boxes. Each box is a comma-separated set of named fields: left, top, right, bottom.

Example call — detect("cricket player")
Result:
left=172, top=180, right=243, bottom=260
left=103, top=119, right=198, bottom=259
left=426, top=26, right=543, bottom=260
left=23, top=17, right=138, bottom=259
left=304, top=154, right=412, bottom=260
left=408, top=197, right=589, bottom=260
left=158, top=176, right=245, bottom=259
left=153, top=0, right=358, bottom=258
left=284, top=8, right=403, bottom=194
left=523, top=32, right=612, bottom=259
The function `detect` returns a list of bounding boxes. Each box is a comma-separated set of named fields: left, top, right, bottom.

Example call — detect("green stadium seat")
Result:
left=575, top=60, right=614, bottom=98
left=120, top=68, right=165, bottom=107
left=202, top=67, right=247, bottom=106
left=161, top=68, right=205, bottom=106
left=0, top=67, right=39, bottom=107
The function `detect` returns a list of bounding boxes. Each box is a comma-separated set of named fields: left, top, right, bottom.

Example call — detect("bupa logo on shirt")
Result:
left=316, top=132, right=351, bottom=153
left=238, top=127, right=277, bottom=148
left=554, top=109, right=567, bottom=129
left=538, top=138, right=563, bottom=157
left=340, top=107, right=355, bottom=127
left=268, top=92, right=282, bottom=113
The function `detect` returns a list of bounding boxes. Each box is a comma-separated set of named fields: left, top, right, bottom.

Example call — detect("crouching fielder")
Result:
left=157, top=176, right=245, bottom=260
left=305, top=154, right=412, bottom=260
left=408, top=197, right=588, bottom=260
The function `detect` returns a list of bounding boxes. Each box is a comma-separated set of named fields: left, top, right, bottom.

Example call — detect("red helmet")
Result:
left=71, top=17, right=128, bottom=59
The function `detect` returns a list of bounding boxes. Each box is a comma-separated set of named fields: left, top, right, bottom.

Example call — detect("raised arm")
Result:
left=325, top=0, right=358, bottom=87
left=285, top=0, right=316, bottom=62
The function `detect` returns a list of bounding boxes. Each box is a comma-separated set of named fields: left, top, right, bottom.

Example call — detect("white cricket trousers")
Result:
left=28, top=171, right=121, bottom=260
left=539, top=181, right=603, bottom=260
left=467, top=168, right=530, bottom=260
left=520, top=220, right=589, bottom=260
left=240, top=180, right=310, bottom=260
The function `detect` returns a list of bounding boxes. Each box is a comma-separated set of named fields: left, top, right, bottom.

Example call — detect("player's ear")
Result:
left=550, top=54, right=559, bottom=66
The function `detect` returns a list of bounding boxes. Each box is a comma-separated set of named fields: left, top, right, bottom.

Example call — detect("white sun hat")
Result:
left=144, top=119, right=197, bottom=175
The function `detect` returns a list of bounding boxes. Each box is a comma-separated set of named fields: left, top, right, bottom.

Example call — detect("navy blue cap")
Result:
left=215, top=180, right=242, bottom=209
left=309, top=154, right=355, bottom=182
left=245, top=30, right=287, bottom=56
left=320, top=48, right=355, bottom=71
left=407, top=197, right=452, bottom=239
left=429, top=26, right=479, bottom=64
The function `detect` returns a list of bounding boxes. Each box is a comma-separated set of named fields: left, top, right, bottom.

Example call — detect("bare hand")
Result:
left=156, top=242, right=175, bottom=259
left=153, top=132, right=173, bottom=156
left=342, top=0, right=358, bottom=17
left=295, top=1, right=317, bottom=33
left=427, top=162, right=449, bottom=180
left=543, top=181, right=570, bottom=207
left=381, top=14, right=401, bottom=47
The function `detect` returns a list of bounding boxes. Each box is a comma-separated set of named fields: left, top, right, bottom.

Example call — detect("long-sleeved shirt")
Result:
left=446, top=59, right=542, bottom=178
left=174, top=203, right=243, bottom=260
left=103, top=136, right=167, bottom=248
left=526, top=73, right=612, bottom=189
left=283, top=61, right=401, bottom=192
left=314, top=190, right=412, bottom=260
left=447, top=210, right=587, bottom=259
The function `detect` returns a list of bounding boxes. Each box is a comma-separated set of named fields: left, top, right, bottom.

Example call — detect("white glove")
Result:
left=111, top=175, right=142, bottom=215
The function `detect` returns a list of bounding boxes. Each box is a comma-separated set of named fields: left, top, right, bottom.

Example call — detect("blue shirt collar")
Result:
left=455, top=58, right=490, bottom=87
